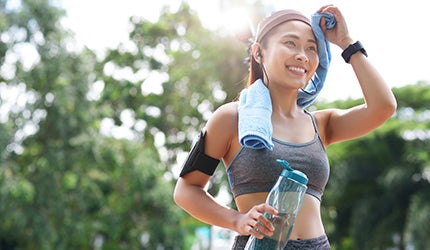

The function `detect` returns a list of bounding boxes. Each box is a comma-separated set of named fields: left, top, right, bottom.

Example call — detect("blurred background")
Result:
left=0, top=0, right=429, bottom=249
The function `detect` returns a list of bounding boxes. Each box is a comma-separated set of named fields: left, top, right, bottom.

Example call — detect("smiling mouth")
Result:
left=288, top=66, right=307, bottom=74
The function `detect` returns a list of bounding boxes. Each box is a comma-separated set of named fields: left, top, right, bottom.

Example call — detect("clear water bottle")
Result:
left=244, top=159, right=308, bottom=250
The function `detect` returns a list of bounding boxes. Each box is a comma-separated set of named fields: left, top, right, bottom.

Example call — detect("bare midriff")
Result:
left=235, top=192, right=325, bottom=240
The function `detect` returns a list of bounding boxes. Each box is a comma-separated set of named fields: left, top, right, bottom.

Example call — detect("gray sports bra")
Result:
left=227, top=112, right=330, bottom=201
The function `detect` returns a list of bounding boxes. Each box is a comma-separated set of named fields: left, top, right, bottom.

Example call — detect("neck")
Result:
left=270, top=87, right=302, bottom=117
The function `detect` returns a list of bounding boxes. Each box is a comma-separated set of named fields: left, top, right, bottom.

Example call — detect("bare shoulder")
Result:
left=210, top=102, right=239, bottom=125
left=216, top=101, right=239, bottom=114
left=204, top=101, right=239, bottom=159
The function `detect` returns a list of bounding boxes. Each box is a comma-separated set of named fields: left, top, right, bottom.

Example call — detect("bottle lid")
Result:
left=276, top=159, right=308, bottom=185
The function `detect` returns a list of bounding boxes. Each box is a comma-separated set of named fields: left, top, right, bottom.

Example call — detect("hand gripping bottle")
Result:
left=245, top=159, right=308, bottom=250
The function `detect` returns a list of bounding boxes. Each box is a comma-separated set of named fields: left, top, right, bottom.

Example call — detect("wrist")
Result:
left=339, top=37, right=354, bottom=50
left=232, top=212, right=246, bottom=234
left=341, top=41, right=368, bottom=63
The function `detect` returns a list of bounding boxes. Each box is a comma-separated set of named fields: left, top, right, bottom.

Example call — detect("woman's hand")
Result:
left=234, top=203, right=278, bottom=239
left=313, top=5, right=397, bottom=147
left=317, top=5, right=354, bottom=50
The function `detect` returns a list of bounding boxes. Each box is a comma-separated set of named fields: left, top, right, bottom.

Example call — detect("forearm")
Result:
left=320, top=5, right=396, bottom=116
left=174, top=178, right=240, bottom=231
left=322, top=41, right=398, bottom=144
left=349, top=51, right=397, bottom=115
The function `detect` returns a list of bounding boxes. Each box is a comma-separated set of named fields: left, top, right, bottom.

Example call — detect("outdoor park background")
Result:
left=1, top=0, right=429, bottom=249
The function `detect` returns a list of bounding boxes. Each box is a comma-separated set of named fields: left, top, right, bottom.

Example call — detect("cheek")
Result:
left=309, top=54, right=319, bottom=72
left=264, top=51, right=283, bottom=68
left=305, top=55, right=319, bottom=82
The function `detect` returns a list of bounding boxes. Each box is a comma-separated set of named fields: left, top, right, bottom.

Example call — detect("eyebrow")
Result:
left=281, top=34, right=317, bottom=44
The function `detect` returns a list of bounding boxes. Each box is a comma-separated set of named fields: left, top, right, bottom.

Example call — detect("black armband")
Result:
left=179, top=130, right=220, bottom=177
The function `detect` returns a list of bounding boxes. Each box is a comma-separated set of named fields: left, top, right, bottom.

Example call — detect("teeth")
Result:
left=288, top=66, right=305, bottom=73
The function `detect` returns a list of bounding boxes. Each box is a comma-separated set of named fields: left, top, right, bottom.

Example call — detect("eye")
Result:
left=283, top=40, right=296, bottom=47
left=307, top=45, right=317, bottom=52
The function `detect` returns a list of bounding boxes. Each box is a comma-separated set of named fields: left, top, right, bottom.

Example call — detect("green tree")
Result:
left=0, top=0, right=184, bottom=249
left=3, top=0, right=428, bottom=249
left=95, top=3, right=248, bottom=163
left=94, top=2, right=252, bottom=209
left=321, top=82, right=430, bottom=250
left=90, top=2, right=251, bottom=246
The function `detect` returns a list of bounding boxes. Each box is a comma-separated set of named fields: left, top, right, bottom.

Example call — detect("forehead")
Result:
left=268, top=20, right=315, bottom=42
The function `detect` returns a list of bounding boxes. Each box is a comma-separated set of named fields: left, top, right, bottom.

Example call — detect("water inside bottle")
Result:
left=251, top=212, right=293, bottom=250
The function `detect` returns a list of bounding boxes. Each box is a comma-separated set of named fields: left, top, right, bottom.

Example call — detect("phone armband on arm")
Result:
left=179, top=130, right=220, bottom=177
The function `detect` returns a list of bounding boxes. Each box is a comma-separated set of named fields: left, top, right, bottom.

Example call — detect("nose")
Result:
left=295, top=51, right=309, bottom=62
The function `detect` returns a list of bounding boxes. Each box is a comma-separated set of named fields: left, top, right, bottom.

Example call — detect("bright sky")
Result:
left=61, top=0, right=429, bottom=101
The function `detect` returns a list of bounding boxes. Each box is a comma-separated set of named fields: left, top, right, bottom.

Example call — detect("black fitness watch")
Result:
left=341, top=41, right=367, bottom=63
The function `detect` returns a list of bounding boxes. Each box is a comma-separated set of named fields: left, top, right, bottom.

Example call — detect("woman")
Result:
left=174, top=4, right=396, bottom=249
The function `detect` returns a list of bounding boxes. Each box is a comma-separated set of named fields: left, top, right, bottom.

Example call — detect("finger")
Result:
left=245, top=204, right=279, bottom=237
left=257, top=203, right=278, bottom=215
left=253, top=205, right=277, bottom=233
left=244, top=219, right=264, bottom=239
left=256, top=214, right=275, bottom=233
left=319, top=16, right=327, bottom=30
left=245, top=223, right=257, bottom=236
left=316, top=4, right=334, bottom=13
left=252, top=221, right=268, bottom=239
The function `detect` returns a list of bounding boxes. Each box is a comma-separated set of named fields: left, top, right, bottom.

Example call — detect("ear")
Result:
left=251, top=43, right=263, bottom=64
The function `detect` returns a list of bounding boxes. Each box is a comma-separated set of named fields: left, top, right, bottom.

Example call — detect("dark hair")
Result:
left=247, top=48, right=264, bottom=88
left=246, top=9, right=311, bottom=87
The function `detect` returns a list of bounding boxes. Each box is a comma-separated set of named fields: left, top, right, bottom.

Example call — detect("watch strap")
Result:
left=341, top=41, right=368, bottom=63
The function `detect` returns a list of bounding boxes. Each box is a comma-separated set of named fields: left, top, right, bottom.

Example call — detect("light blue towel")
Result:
left=297, top=12, right=335, bottom=107
left=238, top=79, right=274, bottom=150
left=238, top=13, right=336, bottom=150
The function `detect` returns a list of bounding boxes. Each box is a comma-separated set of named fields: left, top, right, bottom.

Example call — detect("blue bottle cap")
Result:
left=276, top=159, right=308, bottom=185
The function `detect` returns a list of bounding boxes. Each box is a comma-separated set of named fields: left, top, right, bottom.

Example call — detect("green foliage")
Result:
left=96, top=2, right=247, bottom=151
left=405, top=190, right=430, bottom=249
left=392, top=81, right=430, bottom=110
left=1, top=0, right=430, bottom=249
left=1, top=0, right=186, bottom=249
left=322, top=82, right=430, bottom=249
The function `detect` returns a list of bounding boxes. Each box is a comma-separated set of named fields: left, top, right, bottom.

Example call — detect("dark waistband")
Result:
left=232, top=234, right=330, bottom=250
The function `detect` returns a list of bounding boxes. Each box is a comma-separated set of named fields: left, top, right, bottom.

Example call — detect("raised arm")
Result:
left=316, top=5, right=397, bottom=146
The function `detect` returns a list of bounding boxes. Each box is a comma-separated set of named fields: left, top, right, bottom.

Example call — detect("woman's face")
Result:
left=261, top=20, right=319, bottom=89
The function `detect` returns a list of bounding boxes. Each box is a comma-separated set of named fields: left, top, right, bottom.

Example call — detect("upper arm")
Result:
left=315, top=103, right=394, bottom=146
left=177, top=102, right=238, bottom=187
left=204, top=102, right=239, bottom=161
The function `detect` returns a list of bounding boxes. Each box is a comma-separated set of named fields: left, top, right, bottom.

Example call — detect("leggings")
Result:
left=231, top=235, right=330, bottom=250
